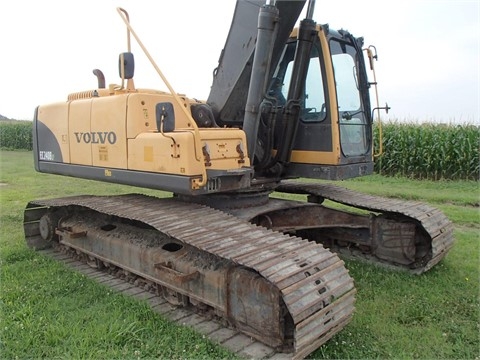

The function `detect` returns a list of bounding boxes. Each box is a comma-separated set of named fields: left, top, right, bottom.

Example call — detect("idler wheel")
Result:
left=39, top=212, right=60, bottom=242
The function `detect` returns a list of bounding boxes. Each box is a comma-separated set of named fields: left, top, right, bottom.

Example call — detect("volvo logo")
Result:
left=74, top=132, right=117, bottom=144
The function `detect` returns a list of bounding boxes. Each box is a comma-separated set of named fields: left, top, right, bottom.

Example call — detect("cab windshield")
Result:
left=330, top=39, right=369, bottom=156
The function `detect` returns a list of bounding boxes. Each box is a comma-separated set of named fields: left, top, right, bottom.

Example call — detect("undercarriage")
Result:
left=23, top=181, right=454, bottom=358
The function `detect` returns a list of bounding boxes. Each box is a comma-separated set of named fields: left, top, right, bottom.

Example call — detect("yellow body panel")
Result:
left=69, top=99, right=93, bottom=165
left=37, top=102, right=70, bottom=162
left=126, top=92, right=194, bottom=139
left=317, top=26, right=341, bottom=165
left=290, top=150, right=339, bottom=165
left=199, top=129, right=250, bottom=169
left=128, top=128, right=249, bottom=175
left=91, top=96, right=127, bottom=168
left=128, top=131, right=201, bottom=175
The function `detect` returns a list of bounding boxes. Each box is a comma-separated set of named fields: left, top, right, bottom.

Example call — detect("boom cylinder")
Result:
left=243, top=4, right=279, bottom=163
left=274, top=17, right=318, bottom=168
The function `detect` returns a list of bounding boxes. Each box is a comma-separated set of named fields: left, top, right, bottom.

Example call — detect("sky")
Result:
left=0, top=0, right=478, bottom=123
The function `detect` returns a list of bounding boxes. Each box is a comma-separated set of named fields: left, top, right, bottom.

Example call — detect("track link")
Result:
left=24, top=194, right=356, bottom=359
left=276, top=181, right=455, bottom=273
left=36, top=247, right=280, bottom=359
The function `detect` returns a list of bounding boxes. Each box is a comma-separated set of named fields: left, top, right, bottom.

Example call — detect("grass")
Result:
left=1, top=150, right=479, bottom=359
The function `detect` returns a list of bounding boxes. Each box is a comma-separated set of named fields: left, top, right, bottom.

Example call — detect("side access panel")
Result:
left=90, top=95, right=128, bottom=169
left=127, top=132, right=203, bottom=175
left=69, top=98, right=93, bottom=165
left=35, top=102, right=70, bottom=164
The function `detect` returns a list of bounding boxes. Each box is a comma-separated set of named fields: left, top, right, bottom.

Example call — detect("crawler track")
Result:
left=24, top=194, right=356, bottom=359
left=35, top=247, right=284, bottom=359
left=276, top=181, right=455, bottom=273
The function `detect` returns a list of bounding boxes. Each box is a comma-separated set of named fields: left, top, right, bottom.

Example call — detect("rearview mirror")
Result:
left=118, top=52, right=135, bottom=79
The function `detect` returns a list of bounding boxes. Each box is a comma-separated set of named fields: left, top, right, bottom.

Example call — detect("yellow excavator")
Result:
left=24, top=1, right=454, bottom=358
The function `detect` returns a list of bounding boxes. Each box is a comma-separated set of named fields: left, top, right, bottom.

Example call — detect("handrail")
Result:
left=365, top=46, right=383, bottom=157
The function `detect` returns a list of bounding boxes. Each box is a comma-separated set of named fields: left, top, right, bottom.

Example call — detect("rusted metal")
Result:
left=154, top=262, right=200, bottom=284
left=37, top=247, right=282, bottom=358
left=275, top=181, right=455, bottom=273
left=56, top=227, right=87, bottom=238
left=23, top=194, right=355, bottom=358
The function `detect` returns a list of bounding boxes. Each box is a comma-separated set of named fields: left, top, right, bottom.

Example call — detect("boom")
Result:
left=207, top=0, right=307, bottom=126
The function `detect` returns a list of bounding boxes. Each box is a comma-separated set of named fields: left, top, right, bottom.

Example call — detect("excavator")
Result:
left=23, top=1, right=454, bottom=358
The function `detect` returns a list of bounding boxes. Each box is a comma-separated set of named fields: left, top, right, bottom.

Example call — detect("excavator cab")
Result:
left=270, top=26, right=374, bottom=180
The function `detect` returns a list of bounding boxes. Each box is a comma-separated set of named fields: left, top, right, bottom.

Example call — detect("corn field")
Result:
left=0, top=121, right=33, bottom=151
left=0, top=120, right=478, bottom=180
left=374, top=121, right=479, bottom=180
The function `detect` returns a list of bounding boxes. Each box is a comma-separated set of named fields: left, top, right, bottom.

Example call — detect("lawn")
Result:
left=1, top=150, right=479, bottom=359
